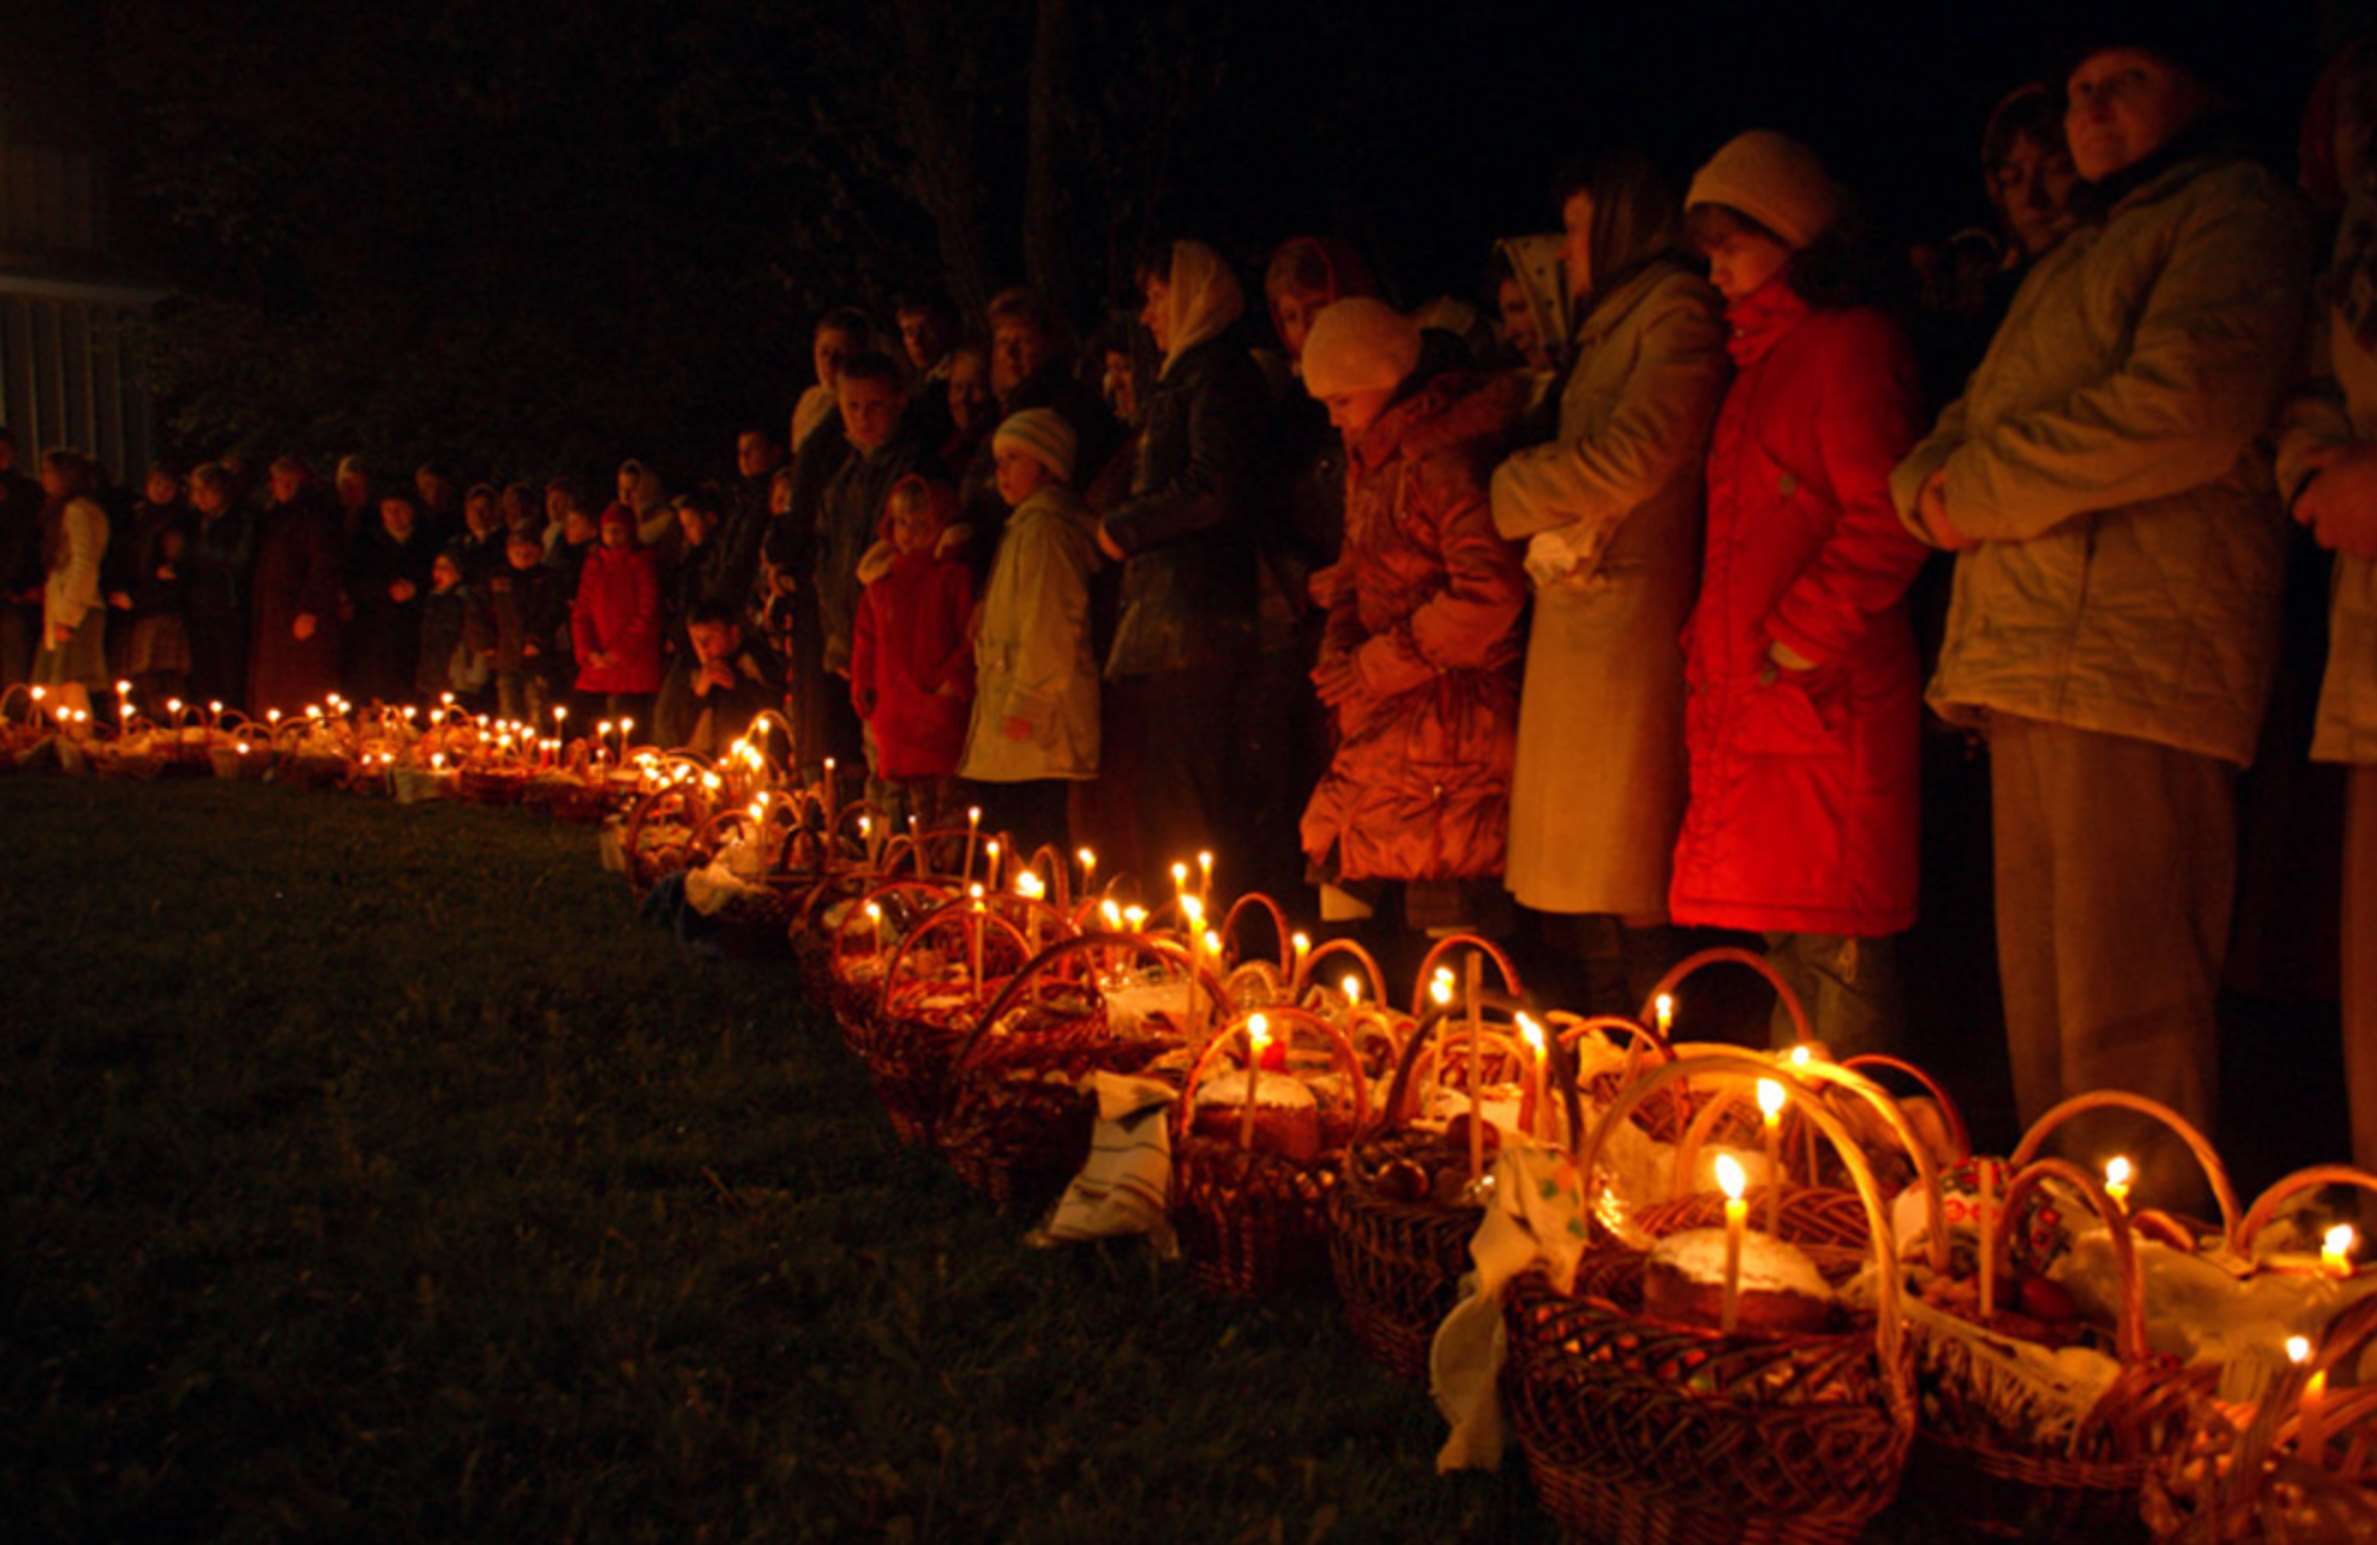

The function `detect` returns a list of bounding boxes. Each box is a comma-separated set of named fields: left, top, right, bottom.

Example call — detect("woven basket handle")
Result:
left=1379, top=993, right=1524, bottom=1125
left=2008, top=1091, right=2240, bottom=1247
left=1667, top=1058, right=1952, bottom=1274
left=830, top=878, right=959, bottom=974
left=956, top=930, right=1220, bottom=1070
left=2236, top=1166, right=2377, bottom=1270
left=1997, top=1156, right=2149, bottom=1364
left=1548, top=1011, right=1682, bottom=1134
left=1839, top=1054, right=1971, bottom=1163
left=1174, top=1002, right=1372, bottom=1148
left=875, top=896, right=1034, bottom=1019
left=1575, top=1050, right=1910, bottom=1372
left=1408, top=933, right=1522, bottom=1017
left=1638, top=946, right=1813, bottom=1047
left=1220, top=891, right=1292, bottom=975
left=622, top=782, right=711, bottom=871
left=1292, top=935, right=1389, bottom=1004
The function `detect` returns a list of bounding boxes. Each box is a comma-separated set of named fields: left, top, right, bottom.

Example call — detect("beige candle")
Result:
left=1717, top=1154, right=1747, bottom=1334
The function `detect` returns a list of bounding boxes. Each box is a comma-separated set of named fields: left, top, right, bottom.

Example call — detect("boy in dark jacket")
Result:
left=652, top=601, right=785, bottom=757
left=471, top=526, right=567, bottom=722
left=415, top=548, right=485, bottom=706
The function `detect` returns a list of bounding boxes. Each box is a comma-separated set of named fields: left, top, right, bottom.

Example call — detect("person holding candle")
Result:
left=1670, top=131, right=1931, bottom=1058
left=1892, top=26, right=2312, bottom=1203
left=1295, top=297, right=1527, bottom=941
left=960, top=409, right=1102, bottom=856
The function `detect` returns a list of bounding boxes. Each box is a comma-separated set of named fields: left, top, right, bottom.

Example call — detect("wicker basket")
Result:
left=865, top=897, right=1033, bottom=1146
left=1500, top=1051, right=1920, bottom=1545
left=825, top=879, right=958, bottom=1059
left=1331, top=993, right=1583, bottom=1378
left=1170, top=1005, right=1371, bottom=1299
left=620, top=781, right=712, bottom=899
left=938, top=932, right=1209, bottom=1214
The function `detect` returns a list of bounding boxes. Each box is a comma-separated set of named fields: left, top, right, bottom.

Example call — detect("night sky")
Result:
left=33, top=0, right=2354, bottom=475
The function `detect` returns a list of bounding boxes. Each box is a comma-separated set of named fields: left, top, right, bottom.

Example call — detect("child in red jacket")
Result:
left=851, top=475, right=974, bottom=833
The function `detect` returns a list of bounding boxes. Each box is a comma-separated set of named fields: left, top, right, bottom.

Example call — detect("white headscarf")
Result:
left=1159, top=240, right=1245, bottom=379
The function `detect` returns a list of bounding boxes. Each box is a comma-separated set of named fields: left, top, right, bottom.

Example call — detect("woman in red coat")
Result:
left=1672, top=133, right=1931, bottom=1054
left=571, top=504, right=664, bottom=725
left=1298, top=299, right=1527, bottom=935
left=247, top=456, right=344, bottom=717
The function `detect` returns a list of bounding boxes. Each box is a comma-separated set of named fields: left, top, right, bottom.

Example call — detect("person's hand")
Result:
left=50, top=619, right=74, bottom=644
left=587, top=649, right=613, bottom=670
left=155, top=565, right=177, bottom=582
left=390, top=579, right=416, bottom=603
left=1915, top=469, right=1972, bottom=550
left=2295, top=442, right=2377, bottom=560
left=934, top=524, right=971, bottom=561
left=293, top=612, right=317, bottom=641
left=1094, top=520, right=1126, bottom=563
left=1312, top=649, right=1364, bottom=708
left=772, top=571, right=797, bottom=597
left=108, top=590, right=131, bottom=610
left=1001, top=715, right=1033, bottom=741
left=522, top=641, right=541, bottom=658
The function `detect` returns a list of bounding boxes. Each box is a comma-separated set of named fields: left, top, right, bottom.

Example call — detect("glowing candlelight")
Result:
left=1100, top=899, right=1123, bottom=929
left=1179, top=893, right=1205, bottom=937
left=1171, top=861, right=1190, bottom=904
left=1465, top=953, right=1484, bottom=1180
left=1976, top=1158, right=1999, bottom=1319
left=968, top=883, right=987, bottom=1003
left=821, top=756, right=836, bottom=824
left=1654, top=993, right=1674, bottom=1037
left=2104, top=1156, right=2133, bottom=1210
left=1291, top=931, right=1310, bottom=980
left=1788, top=1043, right=1812, bottom=1067
left=984, top=838, right=1001, bottom=890
left=962, top=806, right=981, bottom=885
left=1717, top=1153, right=1748, bottom=1333
left=1429, top=967, right=1454, bottom=1008
left=1077, top=847, right=1096, bottom=893
left=1342, top=973, right=1361, bottom=1007
left=1240, top=1013, right=1270, bottom=1148
left=1517, top=1013, right=1547, bottom=1141
left=865, top=900, right=885, bottom=954
left=1014, top=870, right=1046, bottom=953
left=2324, top=1223, right=2357, bottom=1279
left=1757, top=1078, right=1786, bottom=1233
left=2290, top=1334, right=2331, bottom=1449
left=1123, top=904, right=1147, bottom=932
left=1197, top=848, right=1214, bottom=904
left=1201, top=929, right=1224, bottom=1030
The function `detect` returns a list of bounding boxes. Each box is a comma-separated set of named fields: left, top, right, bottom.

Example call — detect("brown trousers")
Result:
left=1989, top=715, right=2234, bottom=1202
left=2347, top=767, right=2377, bottom=1174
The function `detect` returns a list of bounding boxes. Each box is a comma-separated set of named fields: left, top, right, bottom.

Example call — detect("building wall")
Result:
left=0, top=286, right=153, bottom=479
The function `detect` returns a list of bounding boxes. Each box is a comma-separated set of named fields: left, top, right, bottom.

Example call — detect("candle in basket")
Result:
left=1291, top=931, right=1310, bottom=983
left=1342, top=973, right=1361, bottom=1008
left=1516, top=1013, right=1547, bottom=1142
left=2290, top=1335, right=2329, bottom=1451
left=1756, top=1078, right=1786, bottom=1234
left=1198, top=849, right=1214, bottom=906
left=821, top=756, right=837, bottom=826
left=1179, top=892, right=1204, bottom=941
left=618, top=718, right=634, bottom=759
left=968, top=883, right=987, bottom=1004
left=1014, top=869, right=1045, bottom=953
left=984, top=839, right=1001, bottom=891
left=962, top=806, right=981, bottom=885
left=865, top=900, right=885, bottom=955
left=1201, top=930, right=1224, bottom=1031
left=1976, top=1158, right=1998, bottom=1320
left=1076, top=847, right=1096, bottom=895
left=1654, top=993, right=1675, bottom=1038
left=1465, top=953, right=1484, bottom=1181
left=1717, top=1153, right=1748, bottom=1333
left=1429, top=967, right=1453, bottom=1008
left=2324, top=1223, right=2357, bottom=1279
left=1239, top=1013, right=1270, bottom=1149
left=27, top=685, right=44, bottom=729
left=2103, top=1155, right=2133, bottom=1211
left=596, top=721, right=611, bottom=769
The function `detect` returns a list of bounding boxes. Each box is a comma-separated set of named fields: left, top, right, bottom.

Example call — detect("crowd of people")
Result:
left=8, top=21, right=2377, bottom=1206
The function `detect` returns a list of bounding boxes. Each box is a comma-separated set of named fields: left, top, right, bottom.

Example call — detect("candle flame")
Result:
left=2288, top=1334, right=2314, bottom=1365
left=1429, top=974, right=1453, bottom=1007
left=864, top=902, right=882, bottom=921
left=1246, top=1012, right=1270, bottom=1052
left=166, top=698, right=182, bottom=713
left=1654, top=992, right=1674, bottom=1032
left=2326, top=1223, right=2357, bottom=1263
left=1202, top=929, right=1223, bottom=957
left=1123, top=904, right=1147, bottom=930
left=1014, top=871, right=1045, bottom=900
left=1171, top=861, right=1189, bottom=891
left=2104, top=1156, right=2134, bottom=1190
left=1517, top=1013, right=1545, bottom=1054
left=1100, top=899, right=1123, bottom=928
left=1715, top=1153, right=1747, bottom=1200
left=1788, top=1043, right=1813, bottom=1066
left=1179, top=893, right=1205, bottom=931
left=1756, top=1079, right=1786, bottom=1121
left=1341, top=974, right=1361, bottom=1006
left=967, top=805, right=980, bottom=826
left=115, top=679, right=131, bottom=694
left=1077, top=846, right=1095, bottom=870
left=1291, top=930, right=1310, bottom=956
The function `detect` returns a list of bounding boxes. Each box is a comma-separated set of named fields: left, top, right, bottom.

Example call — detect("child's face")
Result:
left=993, top=447, right=1050, bottom=509
left=889, top=502, right=938, bottom=555
left=145, top=470, right=179, bottom=506
left=431, top=557, right=461, bottom=590
left=507, top=537, right=542, bottom=570
left=600, top=515, right=631, bottom=548
left=381, top=499, right=415, bottom=539
left=769, top=477, right=794, bottom=516
left=563, top=509, right=595, bottom=544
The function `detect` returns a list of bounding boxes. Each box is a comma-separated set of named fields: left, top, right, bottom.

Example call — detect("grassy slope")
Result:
left=2, top=777, right=1981, bottom=1542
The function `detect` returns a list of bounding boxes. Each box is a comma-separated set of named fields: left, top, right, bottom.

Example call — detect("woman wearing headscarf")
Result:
left=1092, top=239, right=1271, bottom=882
left=1298, top=299, right=1527, bottom=936
left=32, top=448, right=109, bottom=715
left=1490, top=152, right=1731, bottom=1014
left=1672, top=132, right=1931, bottom=1055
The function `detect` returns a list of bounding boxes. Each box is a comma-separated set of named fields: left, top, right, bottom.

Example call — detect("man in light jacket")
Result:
left=1890, top=28, right=2313, bottom=1201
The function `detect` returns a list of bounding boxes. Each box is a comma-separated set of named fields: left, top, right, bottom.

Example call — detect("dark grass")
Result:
left=1, top=776, right=1989, bottom=1542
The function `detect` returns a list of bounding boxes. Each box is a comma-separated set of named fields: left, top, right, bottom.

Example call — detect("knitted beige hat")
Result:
left=1301, top=298, right=1421, bottom=398
left=1685, top=131, right=1842, bottom=250
left=991, top=407, right=1077, bottom=484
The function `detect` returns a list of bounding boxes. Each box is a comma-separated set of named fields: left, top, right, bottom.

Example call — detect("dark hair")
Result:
left=674, top=484, right=725, bottom=521
left=1559, top=150, right=1687, bottom=307
left=190, top=463, right=234, bottom=498
left=735, top=426, right=779, bottom=448
left=1687, top=201, right=1893, bottom=311
left=40, top=447, right=93, bottom=491
left=1981, top=82, right=2062, bottom=172
left=685, top=601, right=742, bottom=631
left=1129, top=240, right=1175, bottom=289
left=986, top=286, right=1070, bottom=341
left=815, top=306, right=874, bottom=343
left=894, top=290, right=955, bottom=324
left=835, top=350, right=905, bottom=391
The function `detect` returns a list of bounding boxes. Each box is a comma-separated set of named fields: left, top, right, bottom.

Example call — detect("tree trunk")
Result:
left=890, top=0, right=996, bottom=319
left=1022, top=0, right=1076, bottom=324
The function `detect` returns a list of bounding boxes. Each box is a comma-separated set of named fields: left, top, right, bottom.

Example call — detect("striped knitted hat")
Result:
left=991, top=408, right=1077, bottom=484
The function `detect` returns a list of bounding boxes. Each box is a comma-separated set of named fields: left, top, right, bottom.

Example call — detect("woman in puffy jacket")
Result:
left=1671, top=132, right=1931, bottom=1055
left=1298, top=299, right=1527, bottom=936
left=570, top=503, right=663, bottom=725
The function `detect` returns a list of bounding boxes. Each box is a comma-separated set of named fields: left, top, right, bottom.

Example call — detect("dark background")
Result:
left=25, top=0, right=2359, bottom=482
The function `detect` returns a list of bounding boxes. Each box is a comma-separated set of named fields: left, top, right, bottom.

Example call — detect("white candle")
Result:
left=1717, top=1153, right=1747, bottom=1334
left=1239, top=1014, right=1269, bottom=1149
left=1757, top=1078, right=1786, bottom=1234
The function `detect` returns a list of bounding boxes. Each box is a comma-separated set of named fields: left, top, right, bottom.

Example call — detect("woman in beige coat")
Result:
left=1490, top=152, right=1729, bottom=1012
left=33, top=448, right=110, bottom=715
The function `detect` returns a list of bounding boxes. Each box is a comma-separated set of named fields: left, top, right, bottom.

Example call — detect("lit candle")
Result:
left=2291, top=1335, right=2330, bottom=1452
left=1789, top=1043, right=1812, bottom=1068
left=1465, top=953, right=1484, bottom=1180
left=1517, top=1013, right=1547, bottom=1141
left=1179, top=893, right=1205, bottom=939
left=968, top=883, right=987, bottom=1004
left=865, top=900, right=885, bottom=955
left=1654, top=993, right=1675, bottom=1037
left=1014, top=870, right=1045, bottom=953
left=1201, top=930, right=1224, bottom=1031
left=859, top=814, right=875, bottom=868
left=1976, top=1158, right=1998, bottom=1320
left=1717, top=1153, right=1748, bottom=1334
left=1077, top=847, right=1096, bottom=895
left=1239, top=1013, right=1270, bottom=1148
left=1291, top=931, right=1311, bottom=982
left=2324, top=1223, right=2357, bottom=1279
left=1171, top=861, right=1190, bottom=913
left=1429, top=967, right=1454, bottom=1008
left=984, top=839, right=1001, bottom=890
left=1197, top=849, right=1214, bottom=905
left=962, top=806, right=981, bottom=885
left=1757, top=1078, right=1786, bottom=1234
left=821, top=756, right=837, bottom=825
left=2104, top=1156, right=2133, bottom=1211
left=1342, top=973, right=1361, bottom=1008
